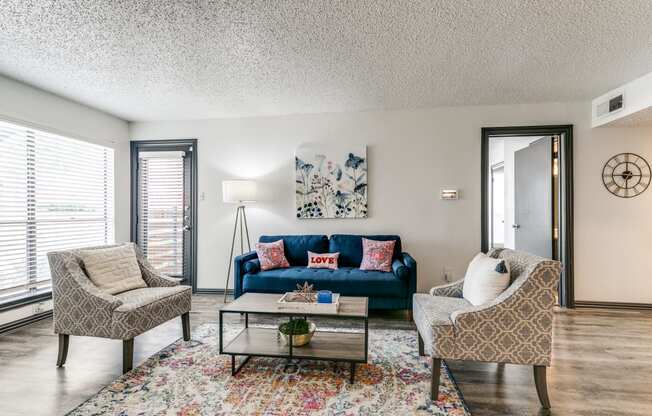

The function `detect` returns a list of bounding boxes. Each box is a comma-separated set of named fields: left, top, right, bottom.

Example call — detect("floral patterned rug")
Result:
left=68, top=324, right=470, bottom=415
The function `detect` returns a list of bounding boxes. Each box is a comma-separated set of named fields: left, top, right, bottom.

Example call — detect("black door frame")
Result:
left=481, top=125, right=574, bottom=308
left=130, top=139, right=198, bottom=292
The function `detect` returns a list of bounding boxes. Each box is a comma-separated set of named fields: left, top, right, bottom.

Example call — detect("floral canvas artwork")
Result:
left=295, top=144, right=367, bottom=219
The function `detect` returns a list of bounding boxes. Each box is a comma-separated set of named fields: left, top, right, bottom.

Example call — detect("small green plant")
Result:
left=278, top=318, right=311, bottom=336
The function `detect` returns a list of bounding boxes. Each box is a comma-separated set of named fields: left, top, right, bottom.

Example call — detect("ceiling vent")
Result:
left=592, top=72, right=652, bottom=127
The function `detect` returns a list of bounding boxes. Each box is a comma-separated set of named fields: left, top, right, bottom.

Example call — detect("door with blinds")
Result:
left=132, top=141, right=196, bottom=288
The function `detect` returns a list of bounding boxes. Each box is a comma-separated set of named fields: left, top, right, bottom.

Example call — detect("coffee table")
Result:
left=219, top=293, right=368, bottom=383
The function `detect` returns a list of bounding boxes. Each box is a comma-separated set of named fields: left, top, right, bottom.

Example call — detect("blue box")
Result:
left=317, top=290, right=333, bottom=304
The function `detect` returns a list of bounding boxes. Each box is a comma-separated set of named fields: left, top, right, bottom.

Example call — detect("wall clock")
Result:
left=602, top=153, right=651, bottom=198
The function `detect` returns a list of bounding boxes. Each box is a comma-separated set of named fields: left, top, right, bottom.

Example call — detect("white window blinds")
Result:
left=137, top=152, right=184, bottom=276
left=0, top=119, right=114, bottom=304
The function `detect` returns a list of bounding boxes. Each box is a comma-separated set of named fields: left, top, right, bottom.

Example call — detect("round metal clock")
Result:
left=602, top=153, right=651, bottom=198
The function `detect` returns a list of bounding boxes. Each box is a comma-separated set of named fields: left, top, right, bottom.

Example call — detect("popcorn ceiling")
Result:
left=1, top=1, right=651, bottom=121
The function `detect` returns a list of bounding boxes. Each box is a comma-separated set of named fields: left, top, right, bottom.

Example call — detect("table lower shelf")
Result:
left=222, top=327, right=367, bottom=362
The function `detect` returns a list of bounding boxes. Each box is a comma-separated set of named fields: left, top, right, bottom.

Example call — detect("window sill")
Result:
left=0, top=291, right=52, bottom=313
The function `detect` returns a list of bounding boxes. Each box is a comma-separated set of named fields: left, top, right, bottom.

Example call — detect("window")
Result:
left=0, top=119, right=114, bottom=307
left=137, top=151, right=185, bottom=276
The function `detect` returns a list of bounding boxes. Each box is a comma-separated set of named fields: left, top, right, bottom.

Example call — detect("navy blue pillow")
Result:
left=258, top=235, right=328, bottom=266
left=244, top=259, right=260, bottom=274
left=329, top=234, right=402, bottom=267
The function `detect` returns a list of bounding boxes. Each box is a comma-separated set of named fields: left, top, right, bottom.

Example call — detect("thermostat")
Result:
left=440, top=189, right=459, bottom=200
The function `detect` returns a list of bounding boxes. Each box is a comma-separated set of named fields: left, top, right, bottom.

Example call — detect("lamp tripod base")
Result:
left=224, top=205, right=251, bottom=303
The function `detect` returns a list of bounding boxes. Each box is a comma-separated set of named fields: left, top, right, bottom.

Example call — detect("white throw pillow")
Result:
left=462, top=253, right=511, bottom=306
left=79, top=244, right=147, bottom=295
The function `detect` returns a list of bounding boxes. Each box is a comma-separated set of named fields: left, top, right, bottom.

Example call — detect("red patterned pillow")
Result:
left=255, top=240, right=290, bottom=271
left=307, top=251, right=339, bottom=270
left=359, top=238, right=395, bottom=272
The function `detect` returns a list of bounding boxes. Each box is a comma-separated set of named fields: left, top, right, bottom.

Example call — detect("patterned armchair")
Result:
left=413, top=248, right=561, bottom=409
left=47, top=243, right=192, bottom=373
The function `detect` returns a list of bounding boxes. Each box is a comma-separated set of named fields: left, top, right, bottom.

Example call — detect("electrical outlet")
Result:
left=33, top=302, right=46, bottom=314
left=443, top=267, right=454, bottom=283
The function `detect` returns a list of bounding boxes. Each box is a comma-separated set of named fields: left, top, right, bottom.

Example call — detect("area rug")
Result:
left=68, top=323, right=470, bottom=415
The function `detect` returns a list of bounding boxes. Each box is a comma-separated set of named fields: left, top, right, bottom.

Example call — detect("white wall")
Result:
left=131, top=101, right=652, bottom=304
left=0, top=75, right=131, bottom=242
left=0, top=75, right=130, bottom=326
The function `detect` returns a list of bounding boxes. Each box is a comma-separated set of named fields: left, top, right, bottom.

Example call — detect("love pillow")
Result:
left=307, top=251, right=339, bottom=270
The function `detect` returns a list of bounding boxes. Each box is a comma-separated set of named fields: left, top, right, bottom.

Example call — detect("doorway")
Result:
left=130, top=140, right=198, bottom=291
left=481, top=126, right=573, bottom=307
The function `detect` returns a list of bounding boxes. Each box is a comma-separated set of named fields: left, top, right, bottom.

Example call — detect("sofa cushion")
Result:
left=114, top=286, right=191, bottom=312
left=112, top=286, right=192, bottom=340
left=78, top=244, right=147, bottom=295
left=307, top=251, right=339, bottom=269
left=329, top=234, right=402, bottom=267
left=242, top=267, right=407, bottom=298
left=412, top=293, right=472, bottom=354
left=462, top=253, right=511, bottom=306
left=243, top=259, right=260, bottom=274
left=360, top=238, right=395, bottom=272
left=259, top=235, right=328, bottom=266
left=255, top=240, right=290, bottom=270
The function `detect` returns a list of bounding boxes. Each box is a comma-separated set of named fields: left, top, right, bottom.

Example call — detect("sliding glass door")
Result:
left=131, top=140, right=197, bottom=288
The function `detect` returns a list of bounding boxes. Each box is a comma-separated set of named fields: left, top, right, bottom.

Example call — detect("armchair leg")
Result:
left=123, top=339, right=134, bottom=374
left=431, top=358, right=441, bottom=401
left=56, top=334, right=69, bottom=367
left=181, top=312, right=191, bottom=341
left=534, top=365, right=551, bottom=409
left=418, top=332, right=425, bottom=356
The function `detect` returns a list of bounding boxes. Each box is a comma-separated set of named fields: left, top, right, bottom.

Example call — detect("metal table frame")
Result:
left=218, top=306, right=369, bottom=384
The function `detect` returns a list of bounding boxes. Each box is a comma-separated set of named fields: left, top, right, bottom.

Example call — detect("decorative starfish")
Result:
left=294, top=282, right=316, bottom=302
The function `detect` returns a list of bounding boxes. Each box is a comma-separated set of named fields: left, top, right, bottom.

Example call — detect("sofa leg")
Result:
left=406, top=309, right=413, bottom=321
left=534, top=365, right=551, bottom=409
left=181, top=312, right=191, bottom=341
left=56, top=334, right=69, bottom=367
left=418, top=332, right=425, bottom=356
left=431, top=358, right=441, bottom=401
left=123, top=339, right=134, bottom=374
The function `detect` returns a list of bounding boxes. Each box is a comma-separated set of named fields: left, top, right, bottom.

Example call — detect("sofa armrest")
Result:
left=445, top=260, right=561, bottom=366
left=429, top=279, right=464, bottom=298
left=400, top=252, right=417, bottom=308
left=48, top=251, right=123, bottom=338
left=392, top=259, right=409, bottom=279
left=132, top=243, right=181, bottom=287
left=234, top=251, right=259, bottom=298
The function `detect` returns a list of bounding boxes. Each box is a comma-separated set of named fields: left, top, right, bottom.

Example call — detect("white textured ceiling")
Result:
left=1, top=1, right=652, bottom=122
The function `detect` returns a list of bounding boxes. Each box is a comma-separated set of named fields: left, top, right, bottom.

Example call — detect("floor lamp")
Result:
left=223, top=180, right=257, bottom=302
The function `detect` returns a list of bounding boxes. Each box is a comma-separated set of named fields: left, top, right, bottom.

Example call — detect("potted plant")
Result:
left=278, top=318, right=316, bottom=347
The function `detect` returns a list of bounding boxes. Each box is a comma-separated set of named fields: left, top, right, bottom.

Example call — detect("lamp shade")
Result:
left=222, top=180, right=257, bottom=203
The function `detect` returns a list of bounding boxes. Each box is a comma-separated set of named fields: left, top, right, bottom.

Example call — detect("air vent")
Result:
left=592, top=71, right=652, bottom=128
left=596, top=94, right=624, bottom=118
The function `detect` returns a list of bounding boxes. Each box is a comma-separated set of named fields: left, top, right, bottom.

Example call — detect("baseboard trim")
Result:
left=0, top=310, right=53, bottom=335
left=195, top=288, right=233, bottom=295
left=574, top=300, right=652, bottom=311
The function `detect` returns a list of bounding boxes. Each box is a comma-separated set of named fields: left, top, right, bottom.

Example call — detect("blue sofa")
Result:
left=233, top=234, right=417, bottom=310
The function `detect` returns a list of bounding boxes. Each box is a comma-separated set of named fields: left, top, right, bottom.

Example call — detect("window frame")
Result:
left=0, top=117, right=116, bottom=312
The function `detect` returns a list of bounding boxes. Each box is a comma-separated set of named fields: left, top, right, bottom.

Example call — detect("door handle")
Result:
left=183, top=215, right=191, bottom=231
left=512, top=224, right=520, bottom=229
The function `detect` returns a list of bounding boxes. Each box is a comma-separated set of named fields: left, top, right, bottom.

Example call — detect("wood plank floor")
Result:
left=1, top=295, right=651, bottom=415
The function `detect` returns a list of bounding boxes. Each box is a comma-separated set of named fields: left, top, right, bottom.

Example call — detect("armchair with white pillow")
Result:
left=413, top=248, right=562, bottom=409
